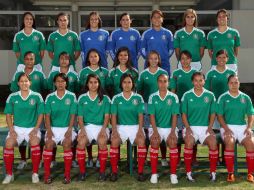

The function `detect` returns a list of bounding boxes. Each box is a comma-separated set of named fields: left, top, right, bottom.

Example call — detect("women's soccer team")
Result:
left=2, top=8, right=254, bottom=185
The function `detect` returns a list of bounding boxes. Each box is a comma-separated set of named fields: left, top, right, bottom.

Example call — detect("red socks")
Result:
left=31, top=145, right=41, bottom=174
left=224, top=149, right=234, bottom=173
left=170, top=148, right=179, bottom=174
left=209, top=149, right=218, bottom=173
left=77, top=148, right=86, bottom=174
left=184, top=147, right=193, bottom=173
left=63, top=150, right=73, bottom=179
left=137, top=146, right=147, bottom=174
left=4, top=148, right=14, bottom=176
left=43, top=149, right=53, bottom=180
left=110, top=146, right=119, bottom=173
left=150, top=147, right=159, bottom=174
left=99, top=148, right=108, bottom=173
left=246, top=151, right=254, bottom=174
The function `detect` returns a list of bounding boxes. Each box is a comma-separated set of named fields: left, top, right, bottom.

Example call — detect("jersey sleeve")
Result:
left=39, top=32, right=46, bottom=51
left=207, top=32, right=213, bottom=50
left=37, top=95, right=45, bottom=115
left=4, top=95, right=14, bottom=114
left=168, top=31, right=174, bottom=57
left=138, top=96, right=145, bottom=114
left=74, top=34, right=81, bottom=51
left=108, top=31, right=116, bottom=61
left=10, top=73, right=19, bottom=92
left=169, top=74, right=177, bottom=91
left=12, top=33, right=20, bottom=53
left=234, top=30, right=241, bottom=47
left=47, top=34, right=54, bottom=52
left=137, top=74, right=144, bottom=93
left=140, top=32, right=147, bottom=59
left=204, top=72, right=211, bottom=90
left=104, top=96, right=111, bottom=114
left=111, top=97, right=118, bottom=115
left=147, top=95, right=155, bottom=115
left=47, top=72, right=55, bottom=91
left=216, top=96, right=225, bottom=115
left=172, top=96, right=180, bottom=115
left=173, top=31, right=180, bottom=48
left=45, top=96, right=52, bottom=114
left=246, top=96, right=254, bottom=116
left=77, top=97, right=84, bottom=117
left=210, top=94, right=216, bottom=114
left=136, top=32, right=142, bottom=59
left=70, top=95, right=77, bottom=115
left=181, top=93, right=188, bottom=114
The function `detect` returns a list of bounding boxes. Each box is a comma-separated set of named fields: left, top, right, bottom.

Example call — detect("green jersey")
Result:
left=205, top=68, right=235, bottom=99
left=174, top=27, right=206, bottom=62
left=217, top=91, right=254, bottom=125
left=181, top=88, right=216, bottom=126
left=170, top=69, right=195, bottom=100
left=148, top=91, right=180, bottom=128
left=47, top=68, right=79, bottom=93
left=78, top=93, right=111, bottom=125
left=47, top=30, right=81, bottom=68
left=4, top=90, right=44, bottom=128
left=108, top=66, right=138, bottom=95
left=79, top=66, right=109, bottom=90
left=13, top=29, right=46, bottom=66
left=45, top=90, right=77, bottom=127
left=111, top=92, right=144, bottom=125
left=207, top=27, right=240, bottom=66
left=10, top=68, right=46, bottom=93
left=137, top=67, right=168, bottom=102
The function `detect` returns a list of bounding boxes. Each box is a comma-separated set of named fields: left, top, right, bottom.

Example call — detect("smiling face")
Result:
left=148, top=53, right=160, bottom=68
left=24, top=14, right=33, bottom=28
left=88, top=76, right=99, bottom=93
left=18, top=75, right=31, bottom=91
left=228, top=75, right=240, bottom=93
left=157, top=74, right=168, bottom=92
left=216, top=53, right=228, bottom=67
left=118, top=50, right=129, bottom=65
left=192, top=74, right=205, bottom=90
left=59, top=54, right=70, bottom=68
left=122, top=76, right=133, bottom=92
left=151, top=12, right=163, bottom=28
left=55, top=76, right=67, bottom=91
left=185, top=12, right=196, bottom=27
left=120, top=14, right=131, bottom=30
left=88, top=51, right=100, bottom=66
left=24, top=53, right=35, bottom=69
left=89, top=14, right=99, bottom=29
left=180, top=53, right=191, bottom=69
left=217, top=12, right=228, bottom=27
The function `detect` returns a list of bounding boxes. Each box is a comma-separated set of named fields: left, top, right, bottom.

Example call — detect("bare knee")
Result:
left=184, top=136, right=194, bottom=148
left=5, top=138, right=16, bottom=149
left=29, top=136, right=40, bottom=146
left=206, top=136, right=217, bottom=150
left=98, top=137, right=107, bottom=150
left=110, top=136, right=120, bottom=147
left=150, top=137, right=160, bottom=148
left=62, top=138, right=72, bottom=150
left=224, top=137, right=235, bottom=150
left=45, top=139, right=55, bottom=150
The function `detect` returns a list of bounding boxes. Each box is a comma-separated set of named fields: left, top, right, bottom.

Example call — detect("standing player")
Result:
left=141, top=9, right=174, bottom=75
left=217, top=74, right=254, bottom=182
left=2, top=73, right=44, bottom=184
left=47, top=12, right=81, bottom=71
left=181, top=72, right=218, bottom=182
left=174, top=9, right=206, bottom=71
left=43, top=73, right=77, bottom=184
left=148, top=74, right=180, bottom=184
left=108, top=12, right=141, bottom=70
left=76, top=74, right=111, bottom=181
left=207, top=9, right=240, bottom=72
left=80, top=11, right=109, bottom=68
left=108, top=47, right=138, bottom=97
left=110, top=74, right=146, bottom=182
left=13, top=12, right=46, bottom=71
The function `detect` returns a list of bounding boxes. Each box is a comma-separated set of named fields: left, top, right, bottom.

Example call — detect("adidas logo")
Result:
left=150, top=36, right=154, bottom=39
left=119, top=37, right=123, bottom=40
left=119, top=102, right=123, bottom=104
left=87, top=37, right=91, bottom=41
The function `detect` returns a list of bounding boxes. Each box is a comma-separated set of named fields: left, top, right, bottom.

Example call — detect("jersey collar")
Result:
left=117, top=65, right=128, bottom=73
left=55, top=90, right=67, bottom=100
left=216, top=27, right=229, bottom=34
left=183, top=27, right=195, bottom=35
left=121, top=92, right=134, bottom=101
left=57, top=29, right=69, bottom=36
left=18, top=90, right=32, bottom=101
left=22, top=67, right=36, bottom=75
left=87, top=92, right=98, bottom=101
left=59, top=67, right=71, bottom=75
left=214, top=66, right=228, bottom=74
left=88, top=66, right=100, bottom=72
left=227, top=91, right=242, bottom=99
left=22, top=29, right=35, bottom=37
left=156, top=90, right=170, bottom=101
left=192, top=88, right=205, bottom=97
left=147, top=67, right=159, bottom=75
left=180, top=68, right=193, bottom=73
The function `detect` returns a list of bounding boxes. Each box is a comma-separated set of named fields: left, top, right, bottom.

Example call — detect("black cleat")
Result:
left=110, top=173, right=118, bottom=182
left=78, top=173, right=86, bottom=181
left=137, top=173, right=146, bottom=182
left=98, top=173, right=106, bottom=181
left=62, top=177, right=71, bottom=184
left=44, top=177, right=52, bottom=184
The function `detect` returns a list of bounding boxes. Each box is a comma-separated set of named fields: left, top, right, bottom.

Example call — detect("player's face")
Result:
left=228, top=76, right=240, bottom=92
left=57, top=15, right=69, bottom=29
left=180, top=54, right=191, bottom=69
left=59, top=55, right=70, bottom=68
left=151, top=13, right=163, bottom=28
left=18, top=76, right=31, bottom=91
left=24, top=53, right=35, bottom=69
left=88, top=77, right=99, bottom=92
left=148, top=53, right=159, bottom=68
left=55, top=77, right=67, bottom=91
left=122, top=77, right=133, bottom=92
left=158, top=75, right=168, bottom=91
left=88, top=51, right=100, bottom=66
left=216, top=53, right=228, bottom=67
left=24, top=14, right=33, bottom=28
left=185, top=13, right=195, bottom=26
left=217, top=12, right=228, bottom=26
left=120, top=15, right=131, bottom=29
left=118, top=51, right=129, bottom=65
left=193, top=75, right=205, bottom=90
left=90, top=14, right=99, bottom=29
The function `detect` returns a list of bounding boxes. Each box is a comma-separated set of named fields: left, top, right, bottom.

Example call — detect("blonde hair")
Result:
left=182, top=9, right=198, bottom=27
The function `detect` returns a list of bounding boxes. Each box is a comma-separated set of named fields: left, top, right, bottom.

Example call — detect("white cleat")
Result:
left=170, top=174, right=178, bottom=184
left=161, top=159, right=168, bottom=167
left=86, top=159, right=93, bottom=168
left=95, top=159, right=100, bottom=168
left=2, top=174, right=14, bottom=184
left=32, top=173, right=40, bottom=183
left=72, top=160, right=79, bottom=168
left=150, top=174, right=158, bottom=184
left=17, top=160, right=27, bottom=170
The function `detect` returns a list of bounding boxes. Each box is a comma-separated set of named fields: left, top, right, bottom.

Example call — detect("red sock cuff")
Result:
left=4, top=148, right=14, bottom=154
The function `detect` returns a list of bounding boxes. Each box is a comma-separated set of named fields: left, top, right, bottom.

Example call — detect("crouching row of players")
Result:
left=2, top=71, right=254, bottom=185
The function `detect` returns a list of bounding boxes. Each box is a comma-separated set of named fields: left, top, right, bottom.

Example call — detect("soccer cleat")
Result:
left=227, top=173, right=235, bottom=182
left=150, top=174, right=158, bottom=184
left=98, top=173, right=106, bottom=181
left=96, top=159, right=100, bottom=168
left=186, top=172, right=195, bottom=182
left=2, top=175, right=14, bottom=184
left=44, top=177, right=52, bottom=184
left=161, top=159, right=168, bottom=167
left=78, top=173, right=86, bottom=181
left=63, top=177, right=71, bottom=184
left=32, top=173, right=40, bottom=183
left=170, top=174, right=178, bottom=184
left=137, top=173, right=146, bottom=182
left=86, top=159, right=93, bottom=168
left=247, top=174, right=254, bottom=183
left=72, top=160, right=79, bottom=168
left=17, top=160, right=27, bottom=170
left=50, top=161, right=57, bottom=168
left=110, top=173, right=118, bottom=182
left=210, top=172, right=216, bottom=182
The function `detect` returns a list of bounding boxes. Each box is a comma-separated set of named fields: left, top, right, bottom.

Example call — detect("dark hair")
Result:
left=113, top=47, right=133, bottom=69
left=84, top=74, right=104, bottom=102
left=227, top=74, right=238, bottom=83
left=85, top=49, right=102, bottom=67
left=85, top=11, right=102, bottom=30
left=216, top=9, right=229, bottom=19
left=191, top=71, right=205, bottom=81
left=157, top=73, right=168, bottom=82
left=18, top=73, right=31, bottom=82
left=53, top=73, right=69, bottom=89
left=24, top=51, right=35, bottom=59
left=20, top=12, right=36, bottom=30
left=56, top=12, right=69, bottom=21
left=182, top=9, right=198, bottom=27
left=151, top=9, right=163, bottom=19
left=147, top=50, right=162, bottom=67
left=216, top=49, right=228, bottom=58
left=180, top=50, right=192, bottom=59
left=119, top=73, right=135, bottom=91
left=119, top=12, right=131, bottom=21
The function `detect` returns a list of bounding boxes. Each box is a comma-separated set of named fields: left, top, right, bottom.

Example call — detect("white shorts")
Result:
left=183, top=126, right=210, bottom=144
left=178, top=61, right=202, bottom=71
left=177, top=114, right=184, bottom=130
left=144, top=103, right=150, bottom=128
left=6, top=126, right=41, bottom=146
left=117, top=125, right=144, bottom=144
left=45, top=127, right=77, bottom=145
left=220, top=125, right=249, bottom=143
left=211, top=64, right=237, bottom=73
left=17, top=64, right=43, bottom=72
left=51, top=65, right=74, bottom=72
left=149, top=127, right=178, bottom=142
left=84, top=124, right=109, bottom=143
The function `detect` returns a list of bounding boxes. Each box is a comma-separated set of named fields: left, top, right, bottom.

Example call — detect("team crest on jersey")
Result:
left=69, top=76, right=73, bottom=82
left=132, top=99, right=138, bottom=105
left=29, top=98, right=35, bottom=105
left=33, top=36, right=39, bottom=41
left=178, top=75, right=182, bottom=78
left=204, top=96, right=209, bottom=103
left=240, top=97, right=246, bottom=104
left=68, top=36, right=73, bottom=41
left=227, top=33, right=232, bottom=38
left=193, top=34, right=198, bottom=39
left=130, top=35, right=136, bottom=41
left=167, top=99, right=172, bottom=105
left=161, top=35, right=166, bottom=40
left=98, top=35, right=104, bottom=41
left=99, top=72, right=104, bottom=77
left=33, top=74, right=39, bottom=80
left=65, top=98, right=71, bottom=105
